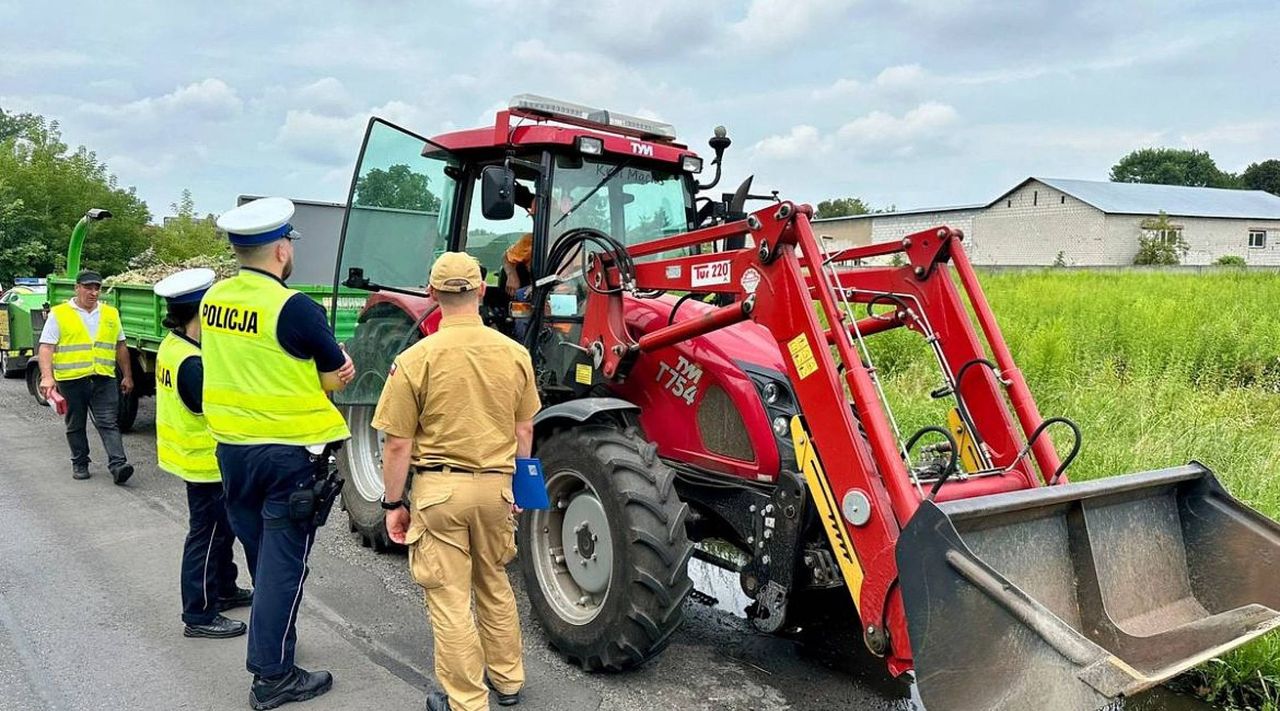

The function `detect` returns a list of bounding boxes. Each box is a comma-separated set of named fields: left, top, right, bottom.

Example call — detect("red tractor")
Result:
left=331, top=95, right=1280, bottom=709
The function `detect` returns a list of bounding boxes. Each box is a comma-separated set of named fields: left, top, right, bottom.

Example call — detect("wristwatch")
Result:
left=379, top=495, right=407, bottom=511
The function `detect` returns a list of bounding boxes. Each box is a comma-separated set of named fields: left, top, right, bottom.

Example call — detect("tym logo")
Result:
left=630, top=142, right=654, bottom=157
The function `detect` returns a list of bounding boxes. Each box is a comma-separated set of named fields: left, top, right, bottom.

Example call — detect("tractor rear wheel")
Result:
left=519, top=425, right=693, bottom=671
left=337, top=404, right=398, bottom=552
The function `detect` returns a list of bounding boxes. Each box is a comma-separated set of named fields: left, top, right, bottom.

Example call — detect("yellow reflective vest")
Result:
left=199, top=270, right=349, bottom=446
left=155, top=333, right=220, bottom=482
left=50, top=301, right=121, bottom=381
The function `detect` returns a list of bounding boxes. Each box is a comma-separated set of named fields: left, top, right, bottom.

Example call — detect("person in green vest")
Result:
left=153, top=268, right=254, bottom=640
left=37, top=269, right=134, bottom=483
left=202, top=197, right=354, bottom=710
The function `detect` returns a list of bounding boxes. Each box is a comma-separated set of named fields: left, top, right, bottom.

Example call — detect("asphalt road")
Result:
left=0, top=377, right=918, bottom=711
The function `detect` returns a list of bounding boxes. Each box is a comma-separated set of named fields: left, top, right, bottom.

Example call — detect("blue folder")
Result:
left=513, top=458, right=551, bottom=510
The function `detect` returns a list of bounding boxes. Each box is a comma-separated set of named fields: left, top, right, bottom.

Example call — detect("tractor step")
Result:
left=897, top=463, right=1280, bottom=710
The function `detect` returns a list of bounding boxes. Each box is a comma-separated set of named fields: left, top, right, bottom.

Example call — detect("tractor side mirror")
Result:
left=480, top=165, right=516, bottom=220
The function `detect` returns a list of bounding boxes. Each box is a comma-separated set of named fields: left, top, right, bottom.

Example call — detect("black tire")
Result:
left=117, top=386, right=139, bottom=433
left=27, top=364, right=48, bottom=406
left=519, top=425, right=693, bottom=671
left=1, top=350, right=23, bottom=378
left=336, top=306, right=421, bottom=553
left=336, top=404, right=400, bottom=552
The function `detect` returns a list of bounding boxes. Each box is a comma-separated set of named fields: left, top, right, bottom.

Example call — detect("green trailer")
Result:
left=31, top=203, right=364, bottom=431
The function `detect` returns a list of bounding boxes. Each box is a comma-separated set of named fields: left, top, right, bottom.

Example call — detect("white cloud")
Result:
left=873, top=64, right=926, bottom=91
left=276, top=100, right=437, bottom=166
left=750, top=125, right=827, bottom=161
left=80, top=79, right=243, bottom=123
left=1181, top=121, right=1280, bottom=148
left=729, top=0, right=856, bottom=50
left=836, top=102, right=958, bottom=148
left=294, top=77, right=356, bottom=117
left=0, top=49, right=91, bottom=75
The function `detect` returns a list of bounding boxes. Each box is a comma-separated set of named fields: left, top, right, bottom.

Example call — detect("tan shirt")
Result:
left=372, top=314, right=541, bottom=474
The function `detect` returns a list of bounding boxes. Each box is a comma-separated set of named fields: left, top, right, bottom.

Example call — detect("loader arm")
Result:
left=579, top=201, right=1057, bottom=672
left=578, top=201, right=1280, bottom=708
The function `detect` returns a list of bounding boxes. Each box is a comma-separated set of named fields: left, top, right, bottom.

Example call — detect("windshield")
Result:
left=549, top=156, right=692, bottom=250
left=338, top=119, right=459, bottom=291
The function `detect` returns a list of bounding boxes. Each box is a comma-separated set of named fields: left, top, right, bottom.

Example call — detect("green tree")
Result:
left=354, top=164, right=441, bottom=212
left=1109, top=148, right=1239, bottom=188
left=149, top=189, right=227, bottom=263
left=0, top=109, right=150, bottom=283
left=815, top=196, right=872, bottom=219
left=1133, top=212, right=1189, bottom=266
left=1241, top=159, right=1280, bottom=196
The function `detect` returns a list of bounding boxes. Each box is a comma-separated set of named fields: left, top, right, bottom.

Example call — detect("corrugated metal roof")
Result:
left=1022, top=178, right=1280, bottom=219
left=811, top=203, right=983, bottom=222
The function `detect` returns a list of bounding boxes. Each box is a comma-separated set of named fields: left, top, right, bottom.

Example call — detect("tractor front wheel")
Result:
left=519, top=425, right=693, bottom=671
left=337, top=404, right=398, bottom=552
left=27, top=364, right=48, bottom=407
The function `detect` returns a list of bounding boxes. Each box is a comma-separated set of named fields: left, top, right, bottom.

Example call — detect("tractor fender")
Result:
left=533, top=398, right=639, bottom=442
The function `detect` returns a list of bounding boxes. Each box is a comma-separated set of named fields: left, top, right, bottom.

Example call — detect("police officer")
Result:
left=36, top=269, right=135, bottom=483
left=153, top=268, right=254, bottom=639
left=373, top=252, right=540, bottom=711
left=202, top=197, right=354, bottom=710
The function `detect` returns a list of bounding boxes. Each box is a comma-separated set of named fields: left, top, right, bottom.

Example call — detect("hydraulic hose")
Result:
left=903, top=425, right=959, bottom=502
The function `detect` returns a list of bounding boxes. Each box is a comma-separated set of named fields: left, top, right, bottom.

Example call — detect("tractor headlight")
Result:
left=681, top=155, right=703, bottom=174
left=577, top=136, right=604, bottom=156
left=763, top=382, right=782, bottom=404
left=772, top=416, right=790, bottom=438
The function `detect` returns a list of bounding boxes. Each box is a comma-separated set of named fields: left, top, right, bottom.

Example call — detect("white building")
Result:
left=812, top=177, right=1280, bottom=266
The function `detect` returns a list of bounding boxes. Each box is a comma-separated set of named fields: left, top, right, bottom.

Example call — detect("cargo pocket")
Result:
left=499, top=487, right=519, bottom=566
left=406, top=485, right=454, bottom=590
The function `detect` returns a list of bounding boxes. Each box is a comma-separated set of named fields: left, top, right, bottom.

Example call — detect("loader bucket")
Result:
left=897, top=463, right=1280, bottom=710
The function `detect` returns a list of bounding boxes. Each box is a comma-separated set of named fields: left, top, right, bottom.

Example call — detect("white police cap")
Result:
left=154, top=268, right=216, bottom=304
left=216, top=197, right=298, bottom=246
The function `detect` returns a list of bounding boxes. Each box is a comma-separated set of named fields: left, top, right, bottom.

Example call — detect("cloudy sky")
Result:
left=3, top=0, right=1278, bottom=220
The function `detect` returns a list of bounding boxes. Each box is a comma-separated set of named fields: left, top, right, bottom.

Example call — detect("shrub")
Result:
left=1215, top=255, right=1247, bottom=267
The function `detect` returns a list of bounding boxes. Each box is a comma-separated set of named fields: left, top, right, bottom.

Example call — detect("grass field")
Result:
left=868, top=269, right=1280, bottom=710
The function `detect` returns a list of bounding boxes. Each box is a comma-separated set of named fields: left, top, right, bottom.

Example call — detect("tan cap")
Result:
left=429, top=252, right=483, bottom=293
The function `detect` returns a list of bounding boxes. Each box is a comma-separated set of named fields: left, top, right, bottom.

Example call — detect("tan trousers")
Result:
left=407, top=471, right=524, bottom=711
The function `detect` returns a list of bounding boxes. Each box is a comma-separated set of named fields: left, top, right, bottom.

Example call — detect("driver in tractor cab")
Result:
left=499, top=184, right=536, bottom=298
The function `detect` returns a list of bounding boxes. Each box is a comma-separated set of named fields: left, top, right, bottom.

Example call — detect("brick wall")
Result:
left=1106, top=215, right=1280, bottom=266
left=970, top=181, right=1106, bottom=265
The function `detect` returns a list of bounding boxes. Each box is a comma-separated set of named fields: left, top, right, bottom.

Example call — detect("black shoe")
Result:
left=110, top=463, right=134, bottom=485
left=486, top=675, right=521, bottom=706
left=251, top=667, right=333, bottom=710
left=424, top=691, right=452, bottom=711
left=183, top=614, right=247, bottom=639
left=72, top=467, right=90, bottom=480
left=217, top=587, right=254, bottom=612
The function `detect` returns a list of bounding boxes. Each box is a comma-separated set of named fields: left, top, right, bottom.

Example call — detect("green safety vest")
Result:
left=199, top=270, right=350, bottom=446
left=50, top=301, right=121, bottom=381
left=155, top=334, right=220, bottom=482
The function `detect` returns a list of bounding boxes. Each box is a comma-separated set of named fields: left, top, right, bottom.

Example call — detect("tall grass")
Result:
left=868, top=270, right=1280, bottom=710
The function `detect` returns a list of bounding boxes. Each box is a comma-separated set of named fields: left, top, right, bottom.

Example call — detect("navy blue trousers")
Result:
left=181, top=481, right=241, bottom=625
left=217, top=443, right=317, bottom=679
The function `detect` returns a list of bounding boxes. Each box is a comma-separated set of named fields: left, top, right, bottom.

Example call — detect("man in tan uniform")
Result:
left=373, top=252, right=540, bottom=711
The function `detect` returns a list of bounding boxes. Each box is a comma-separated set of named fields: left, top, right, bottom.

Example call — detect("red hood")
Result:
left=623, top=294, right=786, bottom=373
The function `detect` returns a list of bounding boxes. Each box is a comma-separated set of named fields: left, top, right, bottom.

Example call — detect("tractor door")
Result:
left=333, top=117, right=461, bottom=406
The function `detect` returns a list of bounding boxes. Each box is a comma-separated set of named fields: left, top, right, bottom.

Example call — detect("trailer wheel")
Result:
left=520, top=425, right=693, bottom=671
left=1, top=350, right=22, bottom=378
left=117, top=386, right=139, bottom=433
left=27, top=364, right=48, bottom=406
left=336, top=404, right=399, bottom=552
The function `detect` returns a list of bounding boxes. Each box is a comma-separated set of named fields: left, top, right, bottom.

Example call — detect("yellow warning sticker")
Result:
left=575, top=363, right=594, bottom=385
left=788, top=333, right=818, bottom=380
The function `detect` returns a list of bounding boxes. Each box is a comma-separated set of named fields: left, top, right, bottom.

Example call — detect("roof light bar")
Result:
left=509, top=93, right=678, bottom=142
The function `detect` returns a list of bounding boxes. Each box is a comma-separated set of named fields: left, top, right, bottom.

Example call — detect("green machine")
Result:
left=0, top=278, right=48, bottom=379
left=31, top=205, right=364, bottom=431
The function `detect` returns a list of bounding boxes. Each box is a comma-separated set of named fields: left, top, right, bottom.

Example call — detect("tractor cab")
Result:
left=334, top=95, right=731, bottom=405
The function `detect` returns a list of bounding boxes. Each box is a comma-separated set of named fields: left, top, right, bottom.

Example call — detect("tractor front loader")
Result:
left=332, top=97, right=1280, bottom=710
left=568, top=202, right=1280, bottom=708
